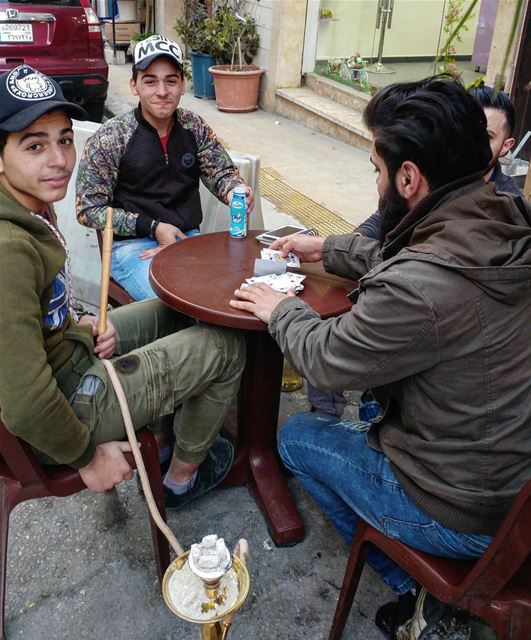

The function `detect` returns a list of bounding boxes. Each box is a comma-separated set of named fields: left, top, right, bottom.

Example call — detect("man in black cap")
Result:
left=76, top=34, right=254, bottom=301
left=0, top=65, right=244, bottom=504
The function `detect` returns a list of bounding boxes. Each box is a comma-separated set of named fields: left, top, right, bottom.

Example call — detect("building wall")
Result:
left=486, top=0, right=523, bottom=90
left=156, top=0, right=185, bottom=44
left=251, top=0, right=307, bottom=111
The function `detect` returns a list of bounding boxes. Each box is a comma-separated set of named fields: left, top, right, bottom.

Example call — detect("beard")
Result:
left=378, top=178, right=410, bottom=245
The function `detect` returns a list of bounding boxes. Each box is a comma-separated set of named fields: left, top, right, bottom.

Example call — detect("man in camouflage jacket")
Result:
left=76, top=35, right=253, bottom=300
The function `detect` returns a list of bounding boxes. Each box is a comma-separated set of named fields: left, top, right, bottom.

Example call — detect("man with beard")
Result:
left=355, top=83, right=523, bottom=241
left=307, top=83, right=523, bottom=418
left=229, top=77, right=531, bottom=639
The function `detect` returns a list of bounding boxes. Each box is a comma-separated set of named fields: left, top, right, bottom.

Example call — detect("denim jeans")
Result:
left=278, top=412, right=492, bottom=595
left=111, top=229, right=201, bottom=301
left=64, top=300, right=245, bottom=465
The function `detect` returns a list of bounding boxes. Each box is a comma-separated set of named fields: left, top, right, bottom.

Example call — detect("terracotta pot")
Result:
left=208, top=64, right=264, bottom=113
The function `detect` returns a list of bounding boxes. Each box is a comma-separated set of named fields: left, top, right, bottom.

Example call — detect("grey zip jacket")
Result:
left=269, top=177, right=531, bottom=536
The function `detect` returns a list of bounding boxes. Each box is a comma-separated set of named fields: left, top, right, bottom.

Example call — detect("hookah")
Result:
left=98, top=209, right=251, bottom=639
left=366, top=0, right=396, bottom=75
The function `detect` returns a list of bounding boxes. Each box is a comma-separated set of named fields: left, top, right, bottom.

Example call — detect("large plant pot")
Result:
left=208, top=64, right=264, bottom=113
left=191, top=51, right=216, bottom=99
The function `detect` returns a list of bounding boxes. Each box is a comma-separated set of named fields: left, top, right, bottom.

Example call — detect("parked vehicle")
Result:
left=0, top=0, right=108, bottom=122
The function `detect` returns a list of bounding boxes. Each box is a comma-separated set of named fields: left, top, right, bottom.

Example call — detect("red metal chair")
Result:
left=0, top=418, right=170, bottom=640
left=329, top=479, right=531, bottom=640
left=96, top=230, right=135, bottom=307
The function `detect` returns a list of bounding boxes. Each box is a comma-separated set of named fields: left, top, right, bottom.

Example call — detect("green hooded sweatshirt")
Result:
left=0, top=185, right=97, bottom=467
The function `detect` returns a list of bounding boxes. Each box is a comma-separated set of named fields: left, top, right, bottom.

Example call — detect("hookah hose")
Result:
left=97, top=209, right=248, bottom=640
left=101, top=357, right=184, bottom=557
left=96, top=208, right=249, bottom=568
left=97, top=207, right=184, bottom=556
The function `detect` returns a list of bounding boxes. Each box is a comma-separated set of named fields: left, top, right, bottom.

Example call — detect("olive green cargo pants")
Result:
left=70, top=299, right=245, bottom=465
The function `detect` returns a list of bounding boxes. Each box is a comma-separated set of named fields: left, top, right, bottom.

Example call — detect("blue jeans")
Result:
left=278, top=412, right=492, bottom=595
left=111, top=230, right=201, bottom=301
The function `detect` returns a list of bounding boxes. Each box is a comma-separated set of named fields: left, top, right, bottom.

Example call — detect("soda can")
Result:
left=229, top=186, right=247, bottom=238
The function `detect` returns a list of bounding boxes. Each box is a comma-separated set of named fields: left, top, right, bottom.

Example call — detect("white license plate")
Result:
left=0, top=23, right=34, bottom=43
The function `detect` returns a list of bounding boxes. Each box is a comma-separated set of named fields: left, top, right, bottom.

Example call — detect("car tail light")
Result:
left=83, top=5, right=102, bottom=38
left=81, top=1, right=105, bottom=58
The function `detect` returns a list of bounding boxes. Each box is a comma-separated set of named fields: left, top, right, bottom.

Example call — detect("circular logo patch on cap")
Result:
left=7, top=66, right=56, bottom=101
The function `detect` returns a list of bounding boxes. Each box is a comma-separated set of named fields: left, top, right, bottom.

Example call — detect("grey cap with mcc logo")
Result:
left=133, top=35, right=183, bottom=72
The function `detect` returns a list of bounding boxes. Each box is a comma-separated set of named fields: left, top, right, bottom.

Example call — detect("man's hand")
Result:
left=270, top=235, right=325, bottom=263
left=228, top=184, right=255, bottom=214
left=139, top=222, right=187, bottom=260
left=78, top=441, right=134, bottom=492
left=230, top=283, right=295, bottom=324
left=79, top=315, right=116, bottom=359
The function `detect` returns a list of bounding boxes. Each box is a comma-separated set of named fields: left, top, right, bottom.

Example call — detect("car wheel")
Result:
left=84, top=99, right=106, bottom=123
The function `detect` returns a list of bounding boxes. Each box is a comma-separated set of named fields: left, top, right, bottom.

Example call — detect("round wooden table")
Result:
left=150, top=231, right=354, bottom=545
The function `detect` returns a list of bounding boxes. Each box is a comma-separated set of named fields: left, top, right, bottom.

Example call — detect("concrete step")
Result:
left=275, top=85, right=372, bottom=152
left=305, top=71, right=372, bottom=112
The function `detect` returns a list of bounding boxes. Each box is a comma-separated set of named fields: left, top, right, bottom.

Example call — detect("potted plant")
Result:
left=207, top=1, right=263, bottom=112
left=130, top=30, right=155, bottom=57
left=175, top=1, right=219, bottom=99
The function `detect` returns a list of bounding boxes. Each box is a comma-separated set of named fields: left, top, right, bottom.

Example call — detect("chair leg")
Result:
left=504, top=603, right=531, bottom=640
left=0, top=482, right=11, bottom=640
left=329, top=525, right=371, bottom=640
left=141, top=436, right=170, bottom=584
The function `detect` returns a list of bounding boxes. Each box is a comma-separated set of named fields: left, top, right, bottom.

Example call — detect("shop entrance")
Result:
left=303, top=0, right=497, bottom=95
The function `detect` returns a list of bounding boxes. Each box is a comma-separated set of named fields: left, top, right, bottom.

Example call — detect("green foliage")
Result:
left=438, top=0, right=475, bottom=76
left=175, top=0, right=259, bottom=68
left=131, top=31, right=156, bottom=42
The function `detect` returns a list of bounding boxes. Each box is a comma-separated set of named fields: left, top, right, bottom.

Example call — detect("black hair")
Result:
left=363, top=75, right=492, bottom=191
left=468, top=85, right=515, bottom=136
left=0, top=130, right=8, bottom=154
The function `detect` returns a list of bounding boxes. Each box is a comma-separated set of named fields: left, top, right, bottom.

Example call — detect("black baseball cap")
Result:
left=0, top=65, right=87, bottom=133
left=133, top=35, right=183, bottom=72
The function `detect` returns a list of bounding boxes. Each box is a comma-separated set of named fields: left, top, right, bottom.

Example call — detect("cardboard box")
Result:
left=103, top=21, right=141, bottom=42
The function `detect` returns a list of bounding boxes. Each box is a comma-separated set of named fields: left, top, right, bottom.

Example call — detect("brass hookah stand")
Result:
left=98, top=209, right=250, bottom=639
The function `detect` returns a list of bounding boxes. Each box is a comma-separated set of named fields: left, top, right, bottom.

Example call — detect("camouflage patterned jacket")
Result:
left=76, top=107, right=243, bottom=239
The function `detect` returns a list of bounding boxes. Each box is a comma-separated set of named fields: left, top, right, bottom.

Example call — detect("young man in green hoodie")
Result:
left=0, top=65, right=244, bottom=507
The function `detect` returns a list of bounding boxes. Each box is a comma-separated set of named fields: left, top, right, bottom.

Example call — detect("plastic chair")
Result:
left=0, top=418, right=170, bottom=640
left=328, top=479, right=531, bottom=640
left=96, top=230, right=135, bottom=307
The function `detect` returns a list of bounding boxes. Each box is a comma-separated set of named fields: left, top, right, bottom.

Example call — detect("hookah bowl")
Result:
left=162, top=538, right=250, bottom=640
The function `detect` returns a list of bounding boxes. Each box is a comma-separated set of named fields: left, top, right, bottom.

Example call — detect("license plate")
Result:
left=0, top=23, right=33, bottom=43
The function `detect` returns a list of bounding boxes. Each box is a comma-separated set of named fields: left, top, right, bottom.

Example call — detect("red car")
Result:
left=0, top=0, right=108, bottom=121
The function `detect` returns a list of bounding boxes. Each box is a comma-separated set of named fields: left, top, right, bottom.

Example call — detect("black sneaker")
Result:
left=396, top=587, right=446, bottom=640
left=163, top=436, right=234, bottom=509
left=375, top=590, right=418, bottom=639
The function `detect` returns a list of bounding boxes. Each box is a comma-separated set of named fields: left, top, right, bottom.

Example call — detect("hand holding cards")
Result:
left=260, top=248, right=300, bottom=268
left=242, top=273, right=306, bottom=293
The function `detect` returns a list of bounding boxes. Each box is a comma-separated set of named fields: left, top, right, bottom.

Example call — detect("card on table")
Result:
left=242, top=272, right=306, bottom=293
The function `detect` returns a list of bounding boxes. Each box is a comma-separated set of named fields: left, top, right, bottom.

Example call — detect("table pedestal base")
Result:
left=223, top=332, right=305, bottom=546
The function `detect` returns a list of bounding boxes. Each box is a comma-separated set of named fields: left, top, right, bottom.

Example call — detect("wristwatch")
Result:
left=149, top=219, right=160, bottom=238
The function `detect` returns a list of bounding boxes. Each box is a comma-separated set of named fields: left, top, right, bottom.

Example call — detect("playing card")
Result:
left=260, top=248, right=301, bottom=269
left=242, top=273, right=306, bottom=293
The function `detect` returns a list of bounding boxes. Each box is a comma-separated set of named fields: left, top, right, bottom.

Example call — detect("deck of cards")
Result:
left=260, top=248, right=300, bottom=268
left=242, top=272, right=306, bottom=293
